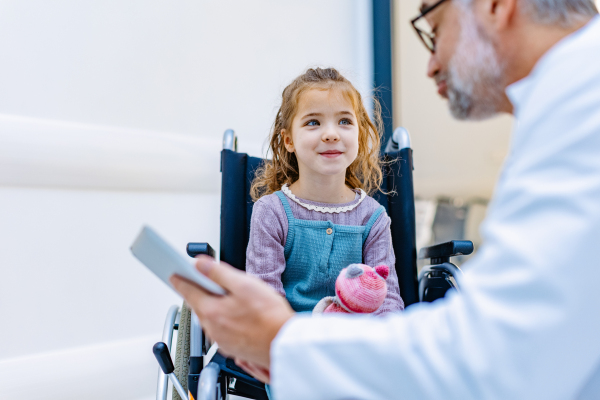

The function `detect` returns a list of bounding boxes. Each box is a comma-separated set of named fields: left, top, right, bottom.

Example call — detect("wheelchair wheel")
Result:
left=173, top=301, right=191, bottom=400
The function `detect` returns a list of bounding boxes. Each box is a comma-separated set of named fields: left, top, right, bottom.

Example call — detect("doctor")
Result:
left=171, top=0, right=600, bottom=398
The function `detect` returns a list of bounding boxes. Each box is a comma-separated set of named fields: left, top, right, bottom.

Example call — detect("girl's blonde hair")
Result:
left=250, top=67, right=384, bottom=201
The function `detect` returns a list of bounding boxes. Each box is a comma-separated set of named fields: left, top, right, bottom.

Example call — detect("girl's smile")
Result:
left=319, top=150, right=343, bottom=158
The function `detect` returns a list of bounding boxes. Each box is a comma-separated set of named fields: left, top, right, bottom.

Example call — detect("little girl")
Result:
left=246, top=67, right=404, bottom=315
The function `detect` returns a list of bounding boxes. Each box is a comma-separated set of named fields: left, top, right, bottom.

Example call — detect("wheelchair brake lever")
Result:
left=153, top=342, right=189, bottom=400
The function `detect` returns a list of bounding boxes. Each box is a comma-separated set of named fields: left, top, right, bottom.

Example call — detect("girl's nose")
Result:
left=322, top=128, right=340, bottom=142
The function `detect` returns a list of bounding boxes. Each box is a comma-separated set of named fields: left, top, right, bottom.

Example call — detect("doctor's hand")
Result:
left=170, top=255, right=294, bottom=370
left=235, top=358, right=271, bottom=383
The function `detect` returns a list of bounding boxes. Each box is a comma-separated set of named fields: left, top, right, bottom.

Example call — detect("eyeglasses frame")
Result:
left=410, top=0, right=450, bottom=53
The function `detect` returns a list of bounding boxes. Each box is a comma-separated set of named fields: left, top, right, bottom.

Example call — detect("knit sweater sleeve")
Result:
left=363, top=210, right=405, bottom=315
left=245, top=195, right=287, bottom=297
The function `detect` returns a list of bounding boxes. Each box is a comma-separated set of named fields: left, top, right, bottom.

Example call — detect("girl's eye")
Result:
left=339, top=118, right=353, bottom=125
left=305, top=120, right=320, bottom=126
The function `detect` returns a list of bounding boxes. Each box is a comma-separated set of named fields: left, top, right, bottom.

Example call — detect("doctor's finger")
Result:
left=169, top=274, right=216, bottom=318
left=195, top=255, right=249, bottom=290
left=234, top=358, right=253, bottom=373
left=235, top=358, right=270, bottom=383
left=252, top=366, right=270, bottom=383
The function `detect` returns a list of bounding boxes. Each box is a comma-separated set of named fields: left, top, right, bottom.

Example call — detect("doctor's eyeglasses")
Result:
left=411, top=0, right=450, bottom=53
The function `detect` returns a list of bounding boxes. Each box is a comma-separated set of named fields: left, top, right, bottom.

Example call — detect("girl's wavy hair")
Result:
left=250, top=67, right=384, bottom=201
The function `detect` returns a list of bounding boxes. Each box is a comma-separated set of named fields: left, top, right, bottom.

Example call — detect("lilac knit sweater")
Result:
left=245, top=190, right=405, bottom=315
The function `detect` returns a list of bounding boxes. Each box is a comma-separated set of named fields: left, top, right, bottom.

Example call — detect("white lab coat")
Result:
left=270, top=16, right=600, bottom=400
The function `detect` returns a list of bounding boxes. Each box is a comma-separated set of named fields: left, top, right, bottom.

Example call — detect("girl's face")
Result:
left=283, top=88, right=359, bottom=183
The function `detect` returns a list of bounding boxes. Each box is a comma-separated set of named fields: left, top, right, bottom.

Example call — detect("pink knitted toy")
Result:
left=313, top=263, right=389, bottom=314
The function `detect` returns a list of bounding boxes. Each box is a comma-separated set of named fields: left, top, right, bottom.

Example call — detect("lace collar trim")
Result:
left=281, top=184, right=366, bottom=214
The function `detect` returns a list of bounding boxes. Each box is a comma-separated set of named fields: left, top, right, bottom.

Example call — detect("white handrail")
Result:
left=197, top=363, right=221, bottom=400
left=0, top=114, right=221, bottom=192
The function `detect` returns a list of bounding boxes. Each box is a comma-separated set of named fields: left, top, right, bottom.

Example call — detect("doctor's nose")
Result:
left=427, top=53, right=441, bottom=79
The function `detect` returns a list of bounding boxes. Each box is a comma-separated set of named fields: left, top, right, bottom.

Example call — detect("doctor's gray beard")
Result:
left=446, top=4, right=505, bottom=120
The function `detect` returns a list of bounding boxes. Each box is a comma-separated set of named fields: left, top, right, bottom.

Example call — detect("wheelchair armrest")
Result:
left=186, top=242, right=216, bottom=258
left=418, top=240, right=473, bottom=264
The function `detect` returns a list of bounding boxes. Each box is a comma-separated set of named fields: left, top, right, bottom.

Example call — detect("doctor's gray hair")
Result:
left=459, top=0, right=598, bottom=27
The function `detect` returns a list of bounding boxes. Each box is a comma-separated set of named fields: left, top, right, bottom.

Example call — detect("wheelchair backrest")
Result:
left=219, top=149, right=419, bottom=306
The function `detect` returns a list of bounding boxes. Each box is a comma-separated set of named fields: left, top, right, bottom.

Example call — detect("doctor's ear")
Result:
left=478, top=0, right=517, bottom=32
left=282, top=130, right=295, bottom=153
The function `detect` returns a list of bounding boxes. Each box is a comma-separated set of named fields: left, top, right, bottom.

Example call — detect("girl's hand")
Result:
left=169, top=255, right=294, bottom=370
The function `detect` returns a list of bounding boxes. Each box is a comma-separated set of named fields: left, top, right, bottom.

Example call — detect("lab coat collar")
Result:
left=505, top=15, right=600, bottom=118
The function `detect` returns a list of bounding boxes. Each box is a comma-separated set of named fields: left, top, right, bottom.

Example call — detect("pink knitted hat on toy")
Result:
left=335, top=264, right=389, bottom=313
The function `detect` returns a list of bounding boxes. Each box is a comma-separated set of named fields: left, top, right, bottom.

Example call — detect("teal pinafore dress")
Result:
left=274, top=191, right=385, bottom=312
left=265, top=191, right=385, bottom=398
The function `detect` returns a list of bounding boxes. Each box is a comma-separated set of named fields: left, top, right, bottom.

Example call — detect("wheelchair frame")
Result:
left=154, top=128, right=473, bottom=400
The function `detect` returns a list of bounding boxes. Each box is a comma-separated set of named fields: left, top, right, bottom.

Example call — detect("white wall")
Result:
left=0, top=2, right=373, bottom=399
left=393, top=0, right=513, bottom=200
left=0, top=0, right=373, bottom=158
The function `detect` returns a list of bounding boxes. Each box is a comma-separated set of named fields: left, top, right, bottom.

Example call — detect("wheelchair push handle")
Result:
left=153, top=342, right=189, bottom=400
left=385, top=126, right=411, bottom=152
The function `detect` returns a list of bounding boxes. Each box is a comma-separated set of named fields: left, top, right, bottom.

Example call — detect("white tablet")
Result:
left=130, top=226, right=226, bottom=296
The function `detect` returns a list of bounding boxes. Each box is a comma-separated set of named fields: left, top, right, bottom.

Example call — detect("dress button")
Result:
left=326, top=228, right=333, bottom=235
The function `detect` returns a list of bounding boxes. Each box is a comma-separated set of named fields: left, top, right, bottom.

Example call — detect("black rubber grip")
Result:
left=186, top=242, right=216, bottom=258
left=418, top=240, right=474, bottom=260
left=153, top=342, right=174, bottom=374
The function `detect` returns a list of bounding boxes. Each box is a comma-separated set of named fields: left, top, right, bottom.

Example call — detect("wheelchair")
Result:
left=153, top=128, right=473, bottom=400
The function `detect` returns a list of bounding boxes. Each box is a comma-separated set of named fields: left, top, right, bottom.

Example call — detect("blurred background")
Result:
left=4, top=1, right=592, bottom=399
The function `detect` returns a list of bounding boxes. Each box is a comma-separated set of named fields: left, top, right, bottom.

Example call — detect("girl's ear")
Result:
left=282, top=129, right=295, bottom=153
